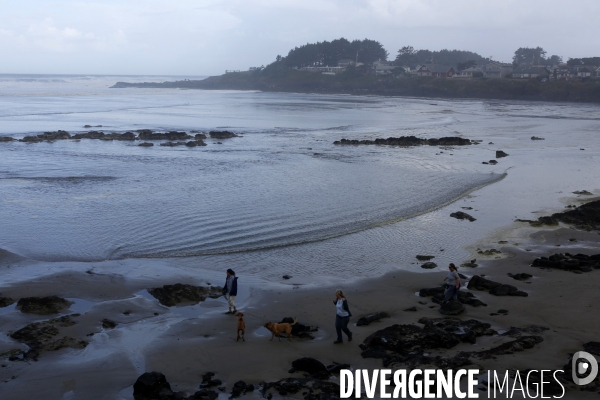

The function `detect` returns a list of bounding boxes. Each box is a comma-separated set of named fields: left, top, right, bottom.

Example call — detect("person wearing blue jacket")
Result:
left=223, top=268, right=238, bottom=314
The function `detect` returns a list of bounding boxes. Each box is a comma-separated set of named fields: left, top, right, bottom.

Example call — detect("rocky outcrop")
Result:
left=467, top=275, right=528, bottom=297
left=138, top=142, right=153, bottom=147
left=450, top=211, right=476, bottom=221
left=420, top=261, right=438, bottom=269
left=517, top=199, right=600, bottom=231
left=0, top=295, right=15, bottom=307
left=101, top=318, right=117, bottom=329
left=334, top=136, right=471, bottom=146
left=416, top=255, right=435, bottom=261
left=439, top=300, right=465, bottom=315
left=532, top=253, right=600, bottom=272
left=9, top=315, right=87, bottom=360
left=531, top=136, right=545, bottom=140
left=195, top=133, right=207, bottom=140
left=147, top=284, right=223, bottom=307
left=137, top=130, right=192, bottom=140
left=0, top=136, right=16, bottom=142
left=419, top=285, right=487, bottom=307
left=17, top=296, right=72, bottom=314
left=290, top=357, right=329, bottom=377
left=133, top=372, right=220, bottom=400
left=508, top=273, right=533, bottom=280
left=496, top=150, right=509, bottom=158
left=209, top=131, right=238, bottom=139
left=356, top=312, right=391, bottom=326
left=573, top=190, right=593, bottom=195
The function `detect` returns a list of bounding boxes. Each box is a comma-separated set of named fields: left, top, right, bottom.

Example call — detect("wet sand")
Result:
left=1, top=221, right=600, bottom=399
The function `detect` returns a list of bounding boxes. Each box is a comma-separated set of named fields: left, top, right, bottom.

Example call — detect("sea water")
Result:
left=0, top=74, right=599, bottom=283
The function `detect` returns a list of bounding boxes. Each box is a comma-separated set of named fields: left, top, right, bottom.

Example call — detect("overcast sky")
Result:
left=1, top=0, right=599, bottom=76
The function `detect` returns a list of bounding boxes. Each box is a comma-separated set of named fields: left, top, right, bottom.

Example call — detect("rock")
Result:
left=416, top=255, right=435, bottom=261
left=497, top=309, right=508, bottom=314
left=356, top=312, right=391, bottom=326
left=192, top=389, right=218, bottom=400
left=0, top=296, right=15, bottom=308
left=0, top=136, right=16, bottom=142
left=532, top=252, right=600, bottom=272
left=139, top=142, right=154, bottom=147
left=450, top=211, right=476, bottom=222
left=147, top=284, right=223, bottom=307
left=488, top=160, right=498, bottom=165
left=10, top=315, right=87, bottom=360
left=138, top=130, right=192, bottom=141
left=209, top=131, right=238, bottom=139
left=282, top=275, right=292, bottom=279
left=291, top=357, right=328, bottom=376
left=439, top=300, right=465, bottom=315
left=468, top=275, right=528, bottom=297
left=160, top=141, right=187, bottom=147
left=404, top=307, right=417, bottom=312
left=199, top=372, right=222, bottom=389
left=133, top=372, right=173, bottom=400
left=230, top=381, right=254, bottom=398
left=17, top=296, right=72, bottom=314
left=101, top=319, right=117, bottom=329
left=496, top=150, right=509, bottom=158
left=420, top=262, right=438, bottom=269
left=461, top=207, right=473, bottom=210
left=573, top=190, right=592, bottom=195
left=507, top=273, right=532, bottom=281
left=531, top=136, right=545, bottom=140
left=194, top=133, right=207, bottom=140
left=461, top=261, right=478, bottom=268
left=334, top=136, right=471, bottom=147
left=279, top=317, right=318, bottom=339
left=477, top=248, right=501, bottom=256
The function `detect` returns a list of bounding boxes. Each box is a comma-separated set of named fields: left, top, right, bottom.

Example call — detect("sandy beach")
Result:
left=1, top=203, right=600, bottom=399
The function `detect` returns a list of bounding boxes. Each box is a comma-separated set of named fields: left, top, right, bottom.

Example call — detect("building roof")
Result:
left=420, top=64, right=455, bottom=73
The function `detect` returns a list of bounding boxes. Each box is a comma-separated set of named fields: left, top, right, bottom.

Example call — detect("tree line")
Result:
left=266, top=38, right=598, bottom=73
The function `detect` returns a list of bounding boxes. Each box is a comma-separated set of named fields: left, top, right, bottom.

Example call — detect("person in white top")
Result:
left=443, top=263, right=461, bottom=304
left=333, top=289, right=353, bottom=344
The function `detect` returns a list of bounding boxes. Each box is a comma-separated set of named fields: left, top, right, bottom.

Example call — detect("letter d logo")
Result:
left=572, top=351, right=598, bottom=386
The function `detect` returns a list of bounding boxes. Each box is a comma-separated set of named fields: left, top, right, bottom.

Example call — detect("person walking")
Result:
left=443, top=263, right=461, bottom=303
left=223, top=268, right=238, bottom=314
left=332, top=289, right=352, bottom=344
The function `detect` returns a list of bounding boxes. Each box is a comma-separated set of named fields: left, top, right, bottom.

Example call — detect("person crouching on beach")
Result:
left=223, top=268, right=238, bottom=314
left=333, top=289, right=353, bottom=344
left=443, top=263, right=461, bottom=304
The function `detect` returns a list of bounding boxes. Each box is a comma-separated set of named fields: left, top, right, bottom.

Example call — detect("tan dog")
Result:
left=236, top=312, right=245, bottom=342
left=264, top=317, right=297, bottom=341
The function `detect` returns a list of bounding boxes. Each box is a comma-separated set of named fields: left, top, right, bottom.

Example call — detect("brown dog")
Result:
left=236, top=312, right=245, bottom=342
left=263, top=317, right=297, bottom=341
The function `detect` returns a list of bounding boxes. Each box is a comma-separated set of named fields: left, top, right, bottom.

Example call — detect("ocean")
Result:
left=1, top=74, right=599, bottom=284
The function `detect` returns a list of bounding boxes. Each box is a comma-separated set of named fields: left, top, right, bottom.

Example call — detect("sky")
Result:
left=1, top=0, right=599, bottom=76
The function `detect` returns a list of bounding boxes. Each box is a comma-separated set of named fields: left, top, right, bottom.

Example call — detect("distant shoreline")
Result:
left=111, top=72, right=600, bottom=104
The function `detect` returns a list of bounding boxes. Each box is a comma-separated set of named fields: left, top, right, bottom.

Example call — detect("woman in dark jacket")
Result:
left=333, top=289, right=352, bottom=344
left=223, top=268, right=238, bottom=313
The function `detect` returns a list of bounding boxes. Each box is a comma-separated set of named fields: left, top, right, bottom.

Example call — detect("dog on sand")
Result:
left=236, top=312, right=245, bottom=342
left=263, top=317, right=297, bottom=341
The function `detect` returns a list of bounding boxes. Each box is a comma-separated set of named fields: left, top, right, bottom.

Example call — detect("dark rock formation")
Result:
left=439, top=300, right=465, bottom=315
left=72, top=130, right=106, bottom=139
left=147, top=284, right=223, bottom=307
left=419, top=286, right=487, bottom=307
left=160, top=141, right=187, bottom=147
left=10, top=315, right=87, bottom=360
left=356, top=312, right=391, bottom=326
left=17, top=296, right=72, bottom=314
left=195, top=133, right=207, bottom=140
left=209, top=131, right=238, bottom=139
left=496, top=150, right=509, bottom=158
left=450, top=211, right=476, bottom=221
left=532, top=253, right=600, bottom=272
left=507, top=273, right=533, bottom=280
left=531, top=136, right=545, bottom=140
left=517, top=199, right=600, bottom=231
left=467, top=275, right=528, bottom=297
left=573, top=190, right=593, bottom=195
left=279, top=317, right=319, bottom=339
left=0, top=136, right=16, bottom=142
left=420, top=261, right=438, bottom=269
left=290, top=357, right=328, bottom=376
left=334, top=136, right=471, bottom=147
left=138, top=130, right=192, bottom=140
left=133, top=372, right=173, bottom=400
left=199, top=372, right=222, bottom=388
left=139, top=142, right=154, bottom=147
left=0, top=296, right=15, bottom=307
left=102, top=319, right=117, bottom=329
left=488, top=160, right=498, bottom=165
left=230, top=381, right=254, bottom=399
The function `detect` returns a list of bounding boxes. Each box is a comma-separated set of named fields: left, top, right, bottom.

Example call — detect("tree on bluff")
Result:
left=282, top=38, right=388, bottom=68
left=513, top=47, right=547, bottom=66
left=394, top=46, right=488, bottom=69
